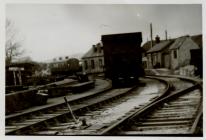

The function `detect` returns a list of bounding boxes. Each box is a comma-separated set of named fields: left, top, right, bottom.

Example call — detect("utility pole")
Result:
left=150, top=23, right=153, bottom=48
left=165, top=30, right=168, bottom=40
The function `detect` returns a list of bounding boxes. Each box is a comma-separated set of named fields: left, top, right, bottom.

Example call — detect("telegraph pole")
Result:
left=150, top=23, right=153, bottom=48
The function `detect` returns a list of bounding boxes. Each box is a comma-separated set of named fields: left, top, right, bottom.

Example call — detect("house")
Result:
left=142, top=35, right=161, bottom=54
left=169, top=35, right=200, bottom=70
left=82, top=43, right=104, bottom=74
left=142, top=35, right=167, bottom=68
left=146, top=39, right=174, bottom=69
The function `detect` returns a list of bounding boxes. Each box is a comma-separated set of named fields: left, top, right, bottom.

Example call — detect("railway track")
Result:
left=100, top=76, right=202, bottom=136
left=5, top=79, right=112, bottom=134
left=6, top=77, right=168, bottom=135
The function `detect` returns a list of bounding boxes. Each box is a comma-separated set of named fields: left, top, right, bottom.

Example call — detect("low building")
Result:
left=146, top=40, right=173, bottom=69
left=169, top=36, right=200, bottom=70
left=6, top=62, right=38, bottom=86
left=141, top=40, right=153, bottom=68
left=82, top=43, right=104, bottom=74
left=145, top=34, right=202, bottom=71
left=142, top=35, right=165, bottom=68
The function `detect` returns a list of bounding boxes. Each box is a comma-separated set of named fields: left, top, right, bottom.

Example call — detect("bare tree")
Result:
left=6, top=19, right=24, bottom=65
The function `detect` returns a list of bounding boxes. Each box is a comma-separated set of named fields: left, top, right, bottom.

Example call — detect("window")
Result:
left=54, top=63, right=58, bottom=68
left=91, top=60, right=95, bottom=69
left=173, top=50, right=177, bottom=59
left=84, top=61, right=88, bottom=70
left=99, top=59, right=103, bottom=68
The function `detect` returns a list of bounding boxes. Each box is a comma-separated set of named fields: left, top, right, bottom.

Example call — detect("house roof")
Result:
left=169, top=36, right=188, bottom=50
left=142, top=41, right=155, bottom=52
left=169, top=35, right=202, bottom=50
left=147, top=40, right=172, bottom=53
left=82, top=44, right=104, bottom=59
left=144, top=34, right=202, bottom=53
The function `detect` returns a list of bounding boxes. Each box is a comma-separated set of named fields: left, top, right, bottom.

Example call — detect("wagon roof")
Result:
left=101, top=32, right=142, bottom=42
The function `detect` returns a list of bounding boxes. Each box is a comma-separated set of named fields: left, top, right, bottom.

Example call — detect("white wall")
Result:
left=170, top=37, right=199, bottom=70
left=178, top=38, right=199, bottom=67
left=82, top=56, right=104, bottom=74
left=170, top=49, right=179, bottom=69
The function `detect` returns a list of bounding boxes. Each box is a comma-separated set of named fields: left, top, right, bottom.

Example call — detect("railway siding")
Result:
left=6, top=78, right=167, bottom=135
left=6, top=79, right=111, bottom=121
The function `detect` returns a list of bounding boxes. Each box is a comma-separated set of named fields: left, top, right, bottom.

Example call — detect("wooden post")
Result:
left=13, top=71, right=16, bottom=86
left=64, top=96, right=79, bottom=124
left=19, top=70, right=22, bottom=85
left=9, top=67, right=24, bottom=86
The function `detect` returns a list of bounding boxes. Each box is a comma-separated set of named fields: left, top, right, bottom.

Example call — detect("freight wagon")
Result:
left=102, top=32, right=144, bottom=87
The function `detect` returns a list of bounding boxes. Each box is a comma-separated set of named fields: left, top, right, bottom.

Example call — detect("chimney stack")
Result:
left=155, top=35, right=160, bottom=44
left=93, top=45, right=97, bottom=52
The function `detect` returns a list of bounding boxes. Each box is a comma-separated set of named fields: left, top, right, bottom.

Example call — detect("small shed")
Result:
left=147, top=40, right=173, bottom=68
left=169, top=36, right=200, bottom=70
left=6, top=62, right=38, bottom=86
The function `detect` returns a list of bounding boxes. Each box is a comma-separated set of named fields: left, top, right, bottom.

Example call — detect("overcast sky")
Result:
left=6, top=4, right=202, bottom=62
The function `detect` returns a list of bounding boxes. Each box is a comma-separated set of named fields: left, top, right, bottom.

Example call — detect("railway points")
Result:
left=6, top=77, right=170, bottom=135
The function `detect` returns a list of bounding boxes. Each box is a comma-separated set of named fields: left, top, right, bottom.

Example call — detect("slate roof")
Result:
left=147, top=40, right=172, bottom=53
left=169, top=36, right=188, bottom=50
left=142, top=41, right=155, bottom=52
left=82, top=44, right=104, bottom=59
left=144, top=34, right=202, bottom=53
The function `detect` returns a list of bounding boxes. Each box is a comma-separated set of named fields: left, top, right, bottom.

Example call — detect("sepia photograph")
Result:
left=4, top=3, right=203, bottom=137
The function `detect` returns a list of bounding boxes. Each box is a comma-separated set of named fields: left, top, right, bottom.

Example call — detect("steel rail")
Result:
left=6, top=77, right=168, bottom=135
left=99, top=75, right=202, bottom=135
left=6, top=79, right=112, bottom=121
left=6, top=82, right=135, bottom=135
